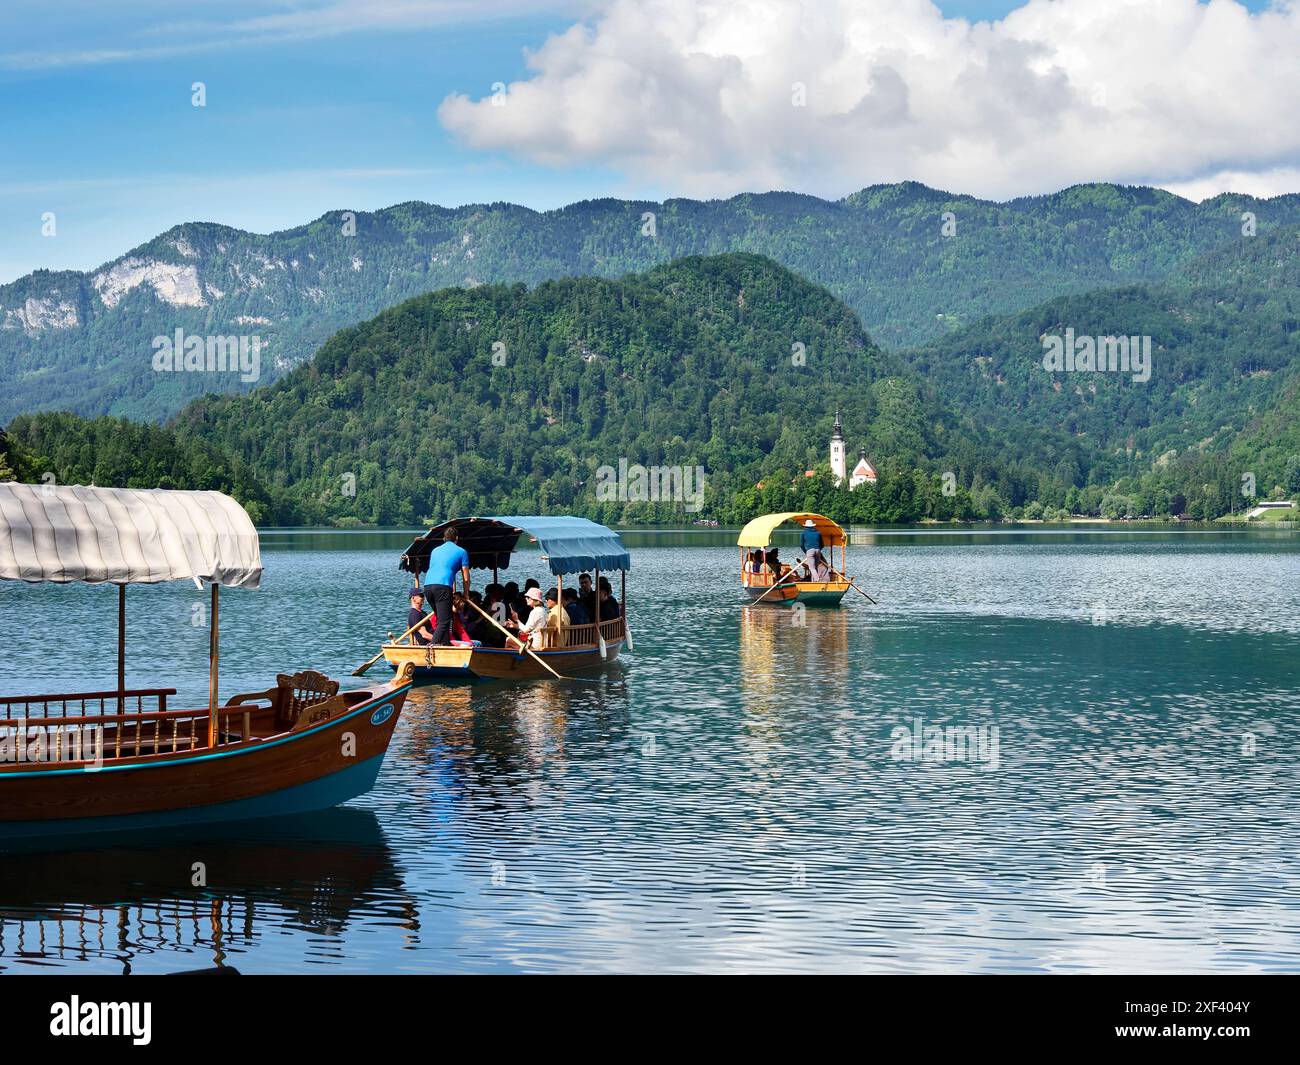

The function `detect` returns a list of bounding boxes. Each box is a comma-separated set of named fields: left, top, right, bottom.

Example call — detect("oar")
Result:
left=841, top=575, right=877, bottom=605
left=750, top=555, right=808, bottom=605
left=465, top=597, right=573, bottom=682
left=353, top=604, right=433, bottom=676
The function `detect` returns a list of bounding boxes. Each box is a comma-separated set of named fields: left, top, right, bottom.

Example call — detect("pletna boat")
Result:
left=738, top=512, right=853, bottom=606
left=380, top=515, right=631, bottom=681
left=0, top=483, right=412, bottom=840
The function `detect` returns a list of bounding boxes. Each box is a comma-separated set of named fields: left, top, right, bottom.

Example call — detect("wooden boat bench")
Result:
left=223, top=670, right=347, bottom=740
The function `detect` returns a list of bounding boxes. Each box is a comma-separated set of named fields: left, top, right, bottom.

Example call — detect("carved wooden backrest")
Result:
left=275, top=670, right=339, bottom=729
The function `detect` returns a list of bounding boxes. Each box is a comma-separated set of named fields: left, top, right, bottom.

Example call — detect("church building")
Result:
left=830, top=411, right=877, bottom=489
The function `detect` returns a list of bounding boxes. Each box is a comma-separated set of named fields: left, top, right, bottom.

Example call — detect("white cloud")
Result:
left=1158, top=167, right=1300, bottom=202
left=438, top=0, right=1300, bottom=200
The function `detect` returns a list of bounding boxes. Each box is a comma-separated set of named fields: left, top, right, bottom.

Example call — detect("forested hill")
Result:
left=899, top=226, right=1300, bottom=516
left=5, top=182, right=1300, bottom=422
left=1, top=412, right=276, bottom=523
left=169, top=254, right=973, bottom=525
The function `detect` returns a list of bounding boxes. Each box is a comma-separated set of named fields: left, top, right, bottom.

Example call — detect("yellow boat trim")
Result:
left=736, top=512, right=846, bottom=548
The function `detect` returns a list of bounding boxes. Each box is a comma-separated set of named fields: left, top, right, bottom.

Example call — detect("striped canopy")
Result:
left=401, top=515, right=631, bottom=577
left=0, top=483, right=263, bottom=588
left=736, top=512, right=846, bottom=549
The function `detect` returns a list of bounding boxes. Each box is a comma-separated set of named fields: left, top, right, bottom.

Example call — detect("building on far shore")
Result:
left=830, top=411, right=877, bottom=489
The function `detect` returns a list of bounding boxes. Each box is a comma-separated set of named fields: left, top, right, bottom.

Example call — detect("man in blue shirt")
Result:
left=422, top=528, right=471, bottom=646
left=799, top=518, right=824, bottom=557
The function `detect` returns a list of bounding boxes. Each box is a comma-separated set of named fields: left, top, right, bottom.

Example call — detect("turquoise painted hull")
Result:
left=0, top=753, right=388, bottom=842
left=744, top=586, right=848, bottom=607
left=794, top=590, right=849, bottom=606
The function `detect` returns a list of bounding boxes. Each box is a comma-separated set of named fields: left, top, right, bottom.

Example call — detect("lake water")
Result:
left=2, top=525, right=1298, bottom=974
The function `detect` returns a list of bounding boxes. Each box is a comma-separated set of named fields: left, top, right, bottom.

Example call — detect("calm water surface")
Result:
left=1, top=525, right=1298, bottom=973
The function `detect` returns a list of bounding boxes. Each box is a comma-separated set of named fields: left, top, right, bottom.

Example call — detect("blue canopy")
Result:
left=399, top=515, right=631, bottom=577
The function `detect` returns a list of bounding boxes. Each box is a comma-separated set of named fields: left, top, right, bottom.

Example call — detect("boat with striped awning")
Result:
left=738, top=511, right=853, bottom=606
left=0, top=482, right=412, bottom=841
left=377, top=515, right=632, bottom=681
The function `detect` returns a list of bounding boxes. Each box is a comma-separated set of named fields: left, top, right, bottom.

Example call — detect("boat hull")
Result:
left=0, top=682, right=410, bottom=839
left=744, top=580, right=849, bottom=606
left=384, top=640, right=623, bottom=681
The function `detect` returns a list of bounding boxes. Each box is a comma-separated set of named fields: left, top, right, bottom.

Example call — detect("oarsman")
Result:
left=800, top=518, right=824, bottom=557
left=422, top=528, right=471, bottom=646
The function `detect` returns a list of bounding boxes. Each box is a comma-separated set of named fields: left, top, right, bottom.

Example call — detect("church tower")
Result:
left=830, top=410, right=846, bottom=485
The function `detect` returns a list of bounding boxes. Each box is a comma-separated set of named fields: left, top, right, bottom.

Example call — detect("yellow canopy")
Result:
left=737, top=512, right=845, bottom=549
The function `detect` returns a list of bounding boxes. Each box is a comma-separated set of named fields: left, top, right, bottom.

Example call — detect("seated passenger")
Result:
left=480, top=585, right=512, bottom=646
left=503, top=581, right=524, bottom=620
left=545, top=587, right=567, bottom=632
left=406, top=590, right=434, bottom=645
left=507, top=586, right=549, bottom=650
left=450, top=593, right=482, bottom=647
left=484, top=584, right=514, bottom=622
left=518, top=578, right=540, bottom=621
left=596, top=576, right=621, bottom=620
left=578, top=572, right=597, bottom=620
left=464, top=590, right=487, bottom=638
left=563, top=587, right=590, bottom=625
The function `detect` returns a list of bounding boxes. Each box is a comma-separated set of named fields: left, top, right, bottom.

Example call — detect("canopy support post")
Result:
left=117, top=584, right=126, bottom=713
left=595, top=566, right=603, bottom=657
left=207, top=584, right=219, bottom=749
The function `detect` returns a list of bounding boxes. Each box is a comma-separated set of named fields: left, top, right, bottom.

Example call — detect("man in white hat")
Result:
left=799, top=517, right=824, bottom=557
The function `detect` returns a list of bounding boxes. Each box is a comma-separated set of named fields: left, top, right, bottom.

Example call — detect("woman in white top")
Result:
left=508, top=586, right=549, bottom=650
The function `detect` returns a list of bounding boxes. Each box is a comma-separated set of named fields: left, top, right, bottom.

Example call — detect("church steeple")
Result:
left=830, top=410, right=846, bottom=484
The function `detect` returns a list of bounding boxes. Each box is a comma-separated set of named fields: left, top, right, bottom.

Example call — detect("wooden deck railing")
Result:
left=394, top=613, right=625, bottom=652
left=0, top=693, right=287, bottom=765
left=534, top=616, right=625, bottom=650
left=0, top=687, right=174, bottom=721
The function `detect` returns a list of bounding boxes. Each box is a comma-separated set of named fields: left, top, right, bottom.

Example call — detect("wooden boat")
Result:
left=381, top=515, right=632, bottom=681
left=0, top=483, right=413, bottom=840
left=738, top=512, right=853, bottom=606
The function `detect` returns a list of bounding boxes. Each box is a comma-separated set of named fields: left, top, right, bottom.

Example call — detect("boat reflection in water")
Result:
left=0, top=808, right=411, bottom=974
left=739, top=606, right=853, bottom=705
left=738, top=605, right=860, bottom=758
left=398, top=668, right=630, bottom=782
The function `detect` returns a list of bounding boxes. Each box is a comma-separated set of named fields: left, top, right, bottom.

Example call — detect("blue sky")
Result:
left=0, top=0, right=1292, bottom=283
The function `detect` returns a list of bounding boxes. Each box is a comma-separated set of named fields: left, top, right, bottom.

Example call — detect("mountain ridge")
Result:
left=6, top=181, right=1300, bottom=423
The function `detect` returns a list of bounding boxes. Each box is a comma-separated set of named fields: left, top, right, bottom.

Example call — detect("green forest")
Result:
left=1, top=413, right=276, bottom=523
left=4, top=232, right=1299, bottom=527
